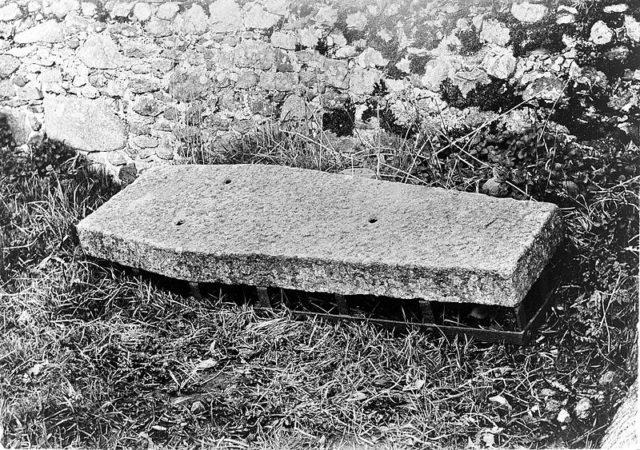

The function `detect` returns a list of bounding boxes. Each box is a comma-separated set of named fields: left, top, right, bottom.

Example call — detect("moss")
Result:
left=408, top=55, right=431, bottom=76
left=456, top=28, right=482, bottom=56
left=366, top=32, right=401, bottom=61
left=322, top=100, right=355, bottom=137
left=439, top=80, right=466, bottom=109
left=385, top=64, right=406, bottom=80
left=575, top=41, right=636, bottom=80
left=412, top=26, right=438, bottom=51
left=342, top=27, right=366, bottom=45
left=315, top=38, right=329, bottom=56
left=494, top=12, right=572, bottom=57
left=628, top=47, right=640, bottom=77
left=514, top=21, right=572, bottom=57
left=551, top=83, right=622, bottom=141
left=440, top=78, right=522, bottom=113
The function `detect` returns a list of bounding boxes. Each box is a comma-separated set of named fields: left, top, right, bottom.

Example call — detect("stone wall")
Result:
left=0, top=0, right=639, bottom=181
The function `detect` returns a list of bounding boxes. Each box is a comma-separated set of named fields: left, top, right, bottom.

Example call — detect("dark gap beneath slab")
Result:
left=98, top=248, right=565, bottom=345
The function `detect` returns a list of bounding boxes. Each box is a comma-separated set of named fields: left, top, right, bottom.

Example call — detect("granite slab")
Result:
left=76, top=164, right=564, bottom=306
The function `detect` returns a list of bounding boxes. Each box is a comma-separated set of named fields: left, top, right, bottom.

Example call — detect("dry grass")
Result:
left=1, top=110, right=638, bottom=448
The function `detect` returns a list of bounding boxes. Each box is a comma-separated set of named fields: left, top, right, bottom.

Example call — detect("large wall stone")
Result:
left=43, top=95, right=126, bottom=152
left=0, top=0, right=638, bottom=181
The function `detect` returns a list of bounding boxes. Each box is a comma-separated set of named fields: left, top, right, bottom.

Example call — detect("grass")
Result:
left=1, top=106, right=638, bottom=448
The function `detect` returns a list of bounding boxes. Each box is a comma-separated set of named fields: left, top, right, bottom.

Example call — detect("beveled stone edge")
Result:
left=76, top=164, right=565, bottom=307
left=78, top=222, right=547, bottom=307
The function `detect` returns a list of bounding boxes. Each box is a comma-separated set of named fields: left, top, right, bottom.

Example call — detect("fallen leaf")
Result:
left=348, top=391, right=368, bottom=401
left=191, top=401, right=204, bottom=413
left=27, top=362, right=47, bottom=377
left=550, top=380, right=570, bottom=393
left=557, top=408, right=572, bottom=423
left=195, top=359, right=217, bottom=370
left=482, top=432, right=495, bottom=447
left=403, top=379, right=425, bottom=392
left=488, top=394, right=512, bottom=409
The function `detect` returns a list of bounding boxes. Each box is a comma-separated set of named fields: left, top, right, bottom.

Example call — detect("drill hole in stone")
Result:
left=224, top=178, right=232, bottom=185
left=175, top=219, right=185, bottom=226
left=368, top=217, right=378, bottom=224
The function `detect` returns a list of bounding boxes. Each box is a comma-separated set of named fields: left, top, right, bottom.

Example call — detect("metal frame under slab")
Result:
left=178, top=250, right=564, bottom=345
left=108, top=244, right=562, bottom=345
left=244, top=253, right=563, bottom=345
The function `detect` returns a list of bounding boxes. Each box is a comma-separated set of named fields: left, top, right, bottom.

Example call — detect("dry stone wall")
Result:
left=1, top=0, right=639, bottom=181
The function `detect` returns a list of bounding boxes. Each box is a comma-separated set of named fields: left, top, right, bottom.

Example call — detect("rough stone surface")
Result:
left=0, top=54, right=20, bottom=78
left=0, top=3, right=23, bottom=21
left=243, top=3, right=280, bottom=30
left=209, top=0, right=243, bottom=33
left=132, top=96, right=163, bottom=116
left=600, top=381, right=638, bottom=449
left=271, top=31, right=297, bottom=49
left=14, top=20, right=64, bottom=43
left=346, top=12, right=367, bottom=30
left=112, top=2, right=134, bottom=18
left=259, top=71, right=297, bottom=91
left=480, top=19, right=511, bottom=46
left=17, top=82, right=43, bottom=101
left=604, top=4, right=628, bottom=13
left=132, top=135, right=158, bottom=148
left=175, top=4, right=209, bottom=35
left=624, top=16, right=640, bottom=43
left=357, top=48, right=388, bottom=68
left=127, top=78, right=160, bottom=94
left=0, top=79, right=16, bottom=99
left=156, top=2, right=179, bottom=20
left=145, top=17, right=171, bottom=37
left=350, top=68, right=381, bottom=95
left=451, top=67, right=490, bottom=97
left=340, top=167, right=377, bottom=179
left=316, top=5, right=338, bottom=26
left=78, top=34, right=124, bottom=69
left=523, top=75, right=564, bottom=102
left=590, top=20, right=613, bottom=45
left=421, top=57, right=454, bottom=91
left=279, top=94, right=310, bottom=121
left=46, top=0, right=79, bottom=18
left=511, top=2, right=548, bottom=23
left=43, top=95, right=126, bottom=152
left=133, top=3, right=152, bottom=22
left=77, top=164, right=564, bottom=307
left=234, top=40, right=274, bottom=70
left=236, top=71, right=259, bottom=89
left=482, top=46, right=516, bottom=79
left=322, top=59, right=349, bottom=89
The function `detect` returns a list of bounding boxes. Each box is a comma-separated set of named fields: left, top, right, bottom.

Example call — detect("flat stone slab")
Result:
left=44, top=96, right=126, bottom=152
left=77, top=164, right=564, bottom=307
